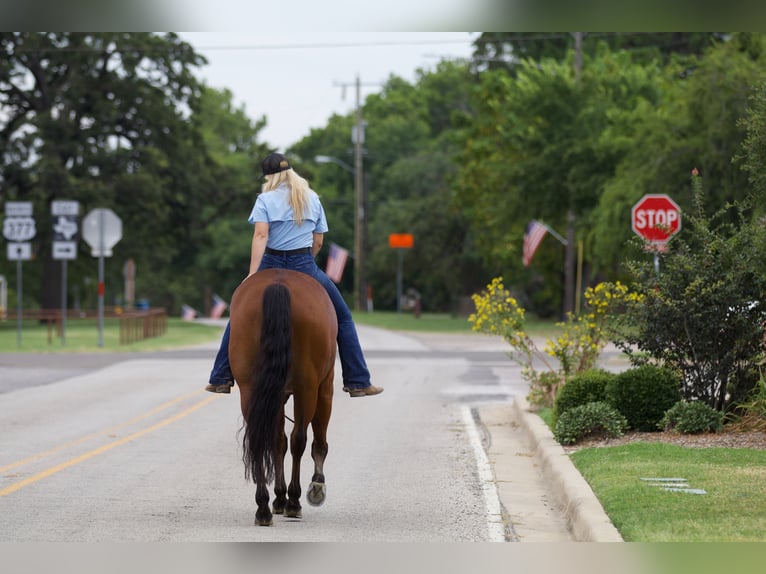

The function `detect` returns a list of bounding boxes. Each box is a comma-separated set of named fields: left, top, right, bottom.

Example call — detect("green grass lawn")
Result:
left=352, top=311, right=474, bottom=332
left=0, top=317, right=224, bottom=353
left=537, top=406, right=766, bottom=541
left=570, top=443, right=766, bottom=542
left=352, top=310, right=561, bottom=337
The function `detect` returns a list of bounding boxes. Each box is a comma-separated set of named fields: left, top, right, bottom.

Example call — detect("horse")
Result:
left=228, top=268, right=338, bottom=526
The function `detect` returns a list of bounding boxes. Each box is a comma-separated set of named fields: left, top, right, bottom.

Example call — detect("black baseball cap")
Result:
left=261, top=152, right=291, bottom=178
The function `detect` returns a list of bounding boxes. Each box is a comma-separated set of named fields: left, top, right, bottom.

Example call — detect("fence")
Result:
left=11, top=307, right=168, bottom=345
left=118, top=308, right=167, bottom=344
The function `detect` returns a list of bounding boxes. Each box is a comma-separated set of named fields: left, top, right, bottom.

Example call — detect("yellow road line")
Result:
left=0, top=395, right=217, bottom=497
left=0, top=389, right=207, bottom=474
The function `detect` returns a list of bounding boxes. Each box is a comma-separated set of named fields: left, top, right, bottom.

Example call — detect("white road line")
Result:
left=461, top=404, right=507, bottom=542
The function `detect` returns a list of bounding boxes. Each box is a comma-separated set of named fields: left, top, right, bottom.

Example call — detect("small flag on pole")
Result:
left=181, top=304, right=198, bottom=321
left=325, top=242, right=349, bottom=283
left=210, top=294, right=228, bottom=319
left=523, top=220, right=548, bottom=267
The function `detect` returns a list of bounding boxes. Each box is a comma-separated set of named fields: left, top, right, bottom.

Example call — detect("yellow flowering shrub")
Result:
left=469, top=277, right=640, bottom=408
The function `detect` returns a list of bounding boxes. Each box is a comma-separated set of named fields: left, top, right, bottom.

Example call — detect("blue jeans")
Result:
left=208, top=253, right=371, bottom=389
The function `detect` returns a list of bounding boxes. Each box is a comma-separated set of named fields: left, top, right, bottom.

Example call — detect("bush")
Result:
left=614, top=171, right=766, bottom=411
left=553, top=401, right=629, bottom=445
left=553, top=368, right=615, bottom=422
left=606, top=365, right=682, bottom=431
left=660, top=400, right=723, bottom=434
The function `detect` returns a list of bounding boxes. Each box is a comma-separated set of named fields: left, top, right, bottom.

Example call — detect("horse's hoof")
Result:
left=255, top=511, right=273, bottom=526
left=307, top=481, right=326, bottom=506
left=285, top=503, right=302, bottom=519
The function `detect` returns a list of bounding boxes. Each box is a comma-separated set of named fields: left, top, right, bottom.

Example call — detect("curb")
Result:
left=511, top=396, right=623, bottom=542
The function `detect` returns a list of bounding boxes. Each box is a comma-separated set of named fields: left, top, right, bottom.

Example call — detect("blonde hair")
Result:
left=262, top=168, right=310, bottom=224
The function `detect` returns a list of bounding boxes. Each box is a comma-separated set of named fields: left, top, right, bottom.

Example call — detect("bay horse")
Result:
left=228, top=268, right=338, bottom=526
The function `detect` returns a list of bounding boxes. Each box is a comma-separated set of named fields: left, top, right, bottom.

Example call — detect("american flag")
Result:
left=325, top=242, right=349, bottom=283
left=181, top=304, right=197, bottom=321
left=210, top=294, right=228, bottom=319
left=523, top=220, right=548, bottom=267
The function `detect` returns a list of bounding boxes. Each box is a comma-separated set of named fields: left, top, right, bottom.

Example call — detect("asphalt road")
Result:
left=0, top=324, right=546, bottom=542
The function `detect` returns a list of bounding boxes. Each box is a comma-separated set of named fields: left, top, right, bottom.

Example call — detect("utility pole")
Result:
left=334, top=75, right=379, bottom=311
left=353, top=76, right=364, bottom=312
left=565, top=32, right=584, bottom=317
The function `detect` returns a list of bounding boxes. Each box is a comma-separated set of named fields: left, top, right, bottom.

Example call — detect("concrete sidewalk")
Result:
left=478, top=398, right=622, bottom=542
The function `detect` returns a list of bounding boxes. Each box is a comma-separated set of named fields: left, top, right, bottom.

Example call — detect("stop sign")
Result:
left=82, top=208, right=122, bottom=257
left=631, top=194, right=681, bottom=244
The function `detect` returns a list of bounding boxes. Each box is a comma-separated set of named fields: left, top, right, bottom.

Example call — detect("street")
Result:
left=0, top=324, right=545, bottom=542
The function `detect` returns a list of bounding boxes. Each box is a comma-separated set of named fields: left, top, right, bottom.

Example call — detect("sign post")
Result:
left=388, top=233, right=414, bottom=313
left=631, top=194, right=681, bottom=275
left=52, top=200, right=80, bottom=346
left=82, top=208, right=122, bottom=347
left=3, top=201, right=36, bottom=347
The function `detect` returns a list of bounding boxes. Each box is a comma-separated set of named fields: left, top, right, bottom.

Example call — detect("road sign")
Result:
left=3, top=216, right=36, bottom=242
left=5, top=201, right=32, bottom=217
left=82, top=208, right=122, bottom=257
left=51, top=200, right=80, bottom=216
left=3, top=201, right=36, bottom=246
left=388, top=233, right=414, bottom=249
left=51, top=201, right=80, bottom=261
left=7, top=242, right=31, bottom=261
left=631, top=194, right=681, bottom=245
left=52, top=242, right=77, bottom=260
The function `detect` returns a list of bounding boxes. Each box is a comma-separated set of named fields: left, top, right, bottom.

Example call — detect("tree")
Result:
left=588, top=34, right=766, bottom=274
left=0, top=33, right=205, bottom=310
left=292, top=62, right=484, bottom=312
left=471, top=32, right=725, bottom=73
left=187, top=86, right=270, bottom=309
left=453, top=45, right=662, bottom=315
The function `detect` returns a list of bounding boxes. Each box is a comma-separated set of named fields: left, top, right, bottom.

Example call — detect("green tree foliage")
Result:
left=471, top=32, right=724, bottom=73
left=0, top=33, right=271, bottom=314
left=293, top=62, right=483, bottom=312
left=589, top=34, right=766, bottom=274
left=189, top=86, right=270, bottom=306
left=738, top=71, right=766, bottom=209
left=453, top=46, right=662, bottom=313
left=0, top=32, right=206, bottom=310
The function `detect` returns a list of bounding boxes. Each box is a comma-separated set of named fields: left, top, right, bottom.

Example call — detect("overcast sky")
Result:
left=178, top=33, right=479, bottom=151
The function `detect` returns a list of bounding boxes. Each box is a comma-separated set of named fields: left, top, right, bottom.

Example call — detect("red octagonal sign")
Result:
left=631, top=194, right=681, bottom=244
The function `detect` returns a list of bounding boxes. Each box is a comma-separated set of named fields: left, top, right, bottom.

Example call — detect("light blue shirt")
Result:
left=248, top=184, right=329, bottom=250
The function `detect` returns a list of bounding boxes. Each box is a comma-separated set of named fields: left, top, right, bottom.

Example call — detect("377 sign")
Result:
left=3, top=202, right=36, bottom=242
left=3, top=216, right=36, bottom=242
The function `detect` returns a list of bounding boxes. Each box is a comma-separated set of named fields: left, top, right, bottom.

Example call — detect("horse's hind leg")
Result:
left=254, top=480, right=272, bottom=526
left=308, top=376, right=332, bottom=507
left=285, top=421, right=308, bottom=519
left=272, top=407, right=288, bottom=515
left=307, top=438, right=328, bottom=507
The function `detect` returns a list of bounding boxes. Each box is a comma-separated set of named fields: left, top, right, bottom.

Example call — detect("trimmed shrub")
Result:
left=553, top=401, right=629, bottom=446
left=553, top=368, right=615, bottom=422
left=606, top=365, right=682, bottom=431
left=660, top=400, right=723, bottom=434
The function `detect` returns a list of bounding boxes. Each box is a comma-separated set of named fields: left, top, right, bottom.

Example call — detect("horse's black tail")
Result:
left=243, top=282, right=292, bottom=484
